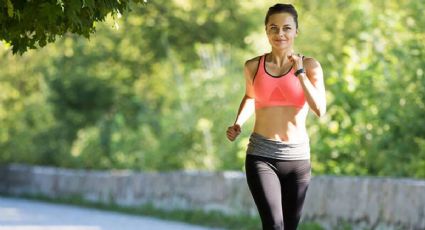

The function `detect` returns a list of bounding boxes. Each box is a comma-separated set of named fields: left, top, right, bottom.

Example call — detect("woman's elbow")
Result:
left=312, top=105, right=326, bottom=118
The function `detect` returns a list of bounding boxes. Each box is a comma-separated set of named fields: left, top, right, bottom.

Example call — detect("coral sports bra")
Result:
left=253, top=54, right=306, bottom=109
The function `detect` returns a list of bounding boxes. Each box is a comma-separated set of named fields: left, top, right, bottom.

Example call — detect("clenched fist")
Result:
left=226, top=124, right=241, bottom=141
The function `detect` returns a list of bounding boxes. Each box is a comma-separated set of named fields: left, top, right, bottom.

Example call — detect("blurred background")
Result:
left=1, top=0, right=425, bottom=178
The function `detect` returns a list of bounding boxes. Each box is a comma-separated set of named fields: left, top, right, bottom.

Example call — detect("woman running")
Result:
left=226, top=3, right=326, bottom=230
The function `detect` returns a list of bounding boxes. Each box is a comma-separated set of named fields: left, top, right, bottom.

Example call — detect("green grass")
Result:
left=1, top=193, right=325, bottom=230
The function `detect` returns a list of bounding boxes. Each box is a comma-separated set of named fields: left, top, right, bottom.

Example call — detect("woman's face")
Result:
left=265, top=13, right=298, bottom=50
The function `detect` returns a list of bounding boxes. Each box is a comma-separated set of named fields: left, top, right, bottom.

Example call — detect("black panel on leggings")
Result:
left=245, top=154, right=311, bottom=230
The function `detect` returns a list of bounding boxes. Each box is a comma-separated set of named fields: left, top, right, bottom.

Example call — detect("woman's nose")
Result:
left=274, top=28, right=286, bottom=36
left=277, top=29, right=286, bottom=36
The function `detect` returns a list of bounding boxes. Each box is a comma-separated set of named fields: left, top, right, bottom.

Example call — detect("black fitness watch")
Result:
left=295, top=68, right=305, bottom=77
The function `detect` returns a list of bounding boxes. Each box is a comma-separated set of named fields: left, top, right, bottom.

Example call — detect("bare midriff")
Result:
left=253, top=105, right=309, bottom=142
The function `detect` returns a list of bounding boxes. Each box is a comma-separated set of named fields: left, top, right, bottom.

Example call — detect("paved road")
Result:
left=0, top=197, right=221, bottom=230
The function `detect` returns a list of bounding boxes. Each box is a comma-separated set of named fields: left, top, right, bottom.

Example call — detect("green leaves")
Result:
left=1, top=0, right=425, bottom=177
left=5, top=0, right=13, bottom=17
left=300, top=0, right=425, bottom=178
left=0, top=0, right=145, bottom=54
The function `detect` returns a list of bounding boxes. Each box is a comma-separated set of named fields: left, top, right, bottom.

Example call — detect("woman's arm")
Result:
left=234, top=95, right=255, bottom=126
left=234, top=62, right=256, bottom=126
left=227, top=60, right=257, bottom=141
left=298, top=57, right=327, bottom=117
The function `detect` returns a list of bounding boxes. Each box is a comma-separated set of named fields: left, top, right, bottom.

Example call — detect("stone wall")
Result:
left=0, top=164, right=424, bottom=230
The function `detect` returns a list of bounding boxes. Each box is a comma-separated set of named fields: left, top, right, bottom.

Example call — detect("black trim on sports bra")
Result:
left=252, top=55, right=262, bottom=83
left=264, top=53, right=294, bottom=78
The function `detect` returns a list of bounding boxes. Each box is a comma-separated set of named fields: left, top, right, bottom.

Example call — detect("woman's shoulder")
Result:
left=302, top=56, right=321, bottom=69
left=244, top=55, right=263, bottom=76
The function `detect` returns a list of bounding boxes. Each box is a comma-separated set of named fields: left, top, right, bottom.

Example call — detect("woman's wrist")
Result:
left=295, top=68, right=305, bottom=76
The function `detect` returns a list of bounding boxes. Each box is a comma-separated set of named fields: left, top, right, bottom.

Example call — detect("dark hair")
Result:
left=264, top=4, right=298, bottom=29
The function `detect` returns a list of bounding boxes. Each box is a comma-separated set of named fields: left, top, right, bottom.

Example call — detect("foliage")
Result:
left=297, top=0, right=425, bottom=177
left=1, top=0, right=425, bottom=178
left=0, top=0, right=146, bottom=54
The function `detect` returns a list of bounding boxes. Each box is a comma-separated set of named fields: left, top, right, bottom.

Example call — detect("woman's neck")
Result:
left=269, top=48, right=293, bottom=67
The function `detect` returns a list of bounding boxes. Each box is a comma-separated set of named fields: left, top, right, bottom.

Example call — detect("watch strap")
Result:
left=295, top=68, right=305, bottom=76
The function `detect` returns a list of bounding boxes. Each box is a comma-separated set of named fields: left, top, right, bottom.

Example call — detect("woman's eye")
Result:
left=269, top=27, right=291, bottom=33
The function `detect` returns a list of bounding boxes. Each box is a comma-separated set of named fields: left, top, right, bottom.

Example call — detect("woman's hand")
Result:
left=226, top=124, right=241, bottom=141
left=288, top=52, right=304, bottom=71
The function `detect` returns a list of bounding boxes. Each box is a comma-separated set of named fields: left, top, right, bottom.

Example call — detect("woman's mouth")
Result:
left=275, top=39, right=287, bottom=43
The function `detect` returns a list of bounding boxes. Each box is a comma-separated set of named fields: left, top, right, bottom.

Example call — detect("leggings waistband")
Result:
left=246, top=132, right=310, bottom=161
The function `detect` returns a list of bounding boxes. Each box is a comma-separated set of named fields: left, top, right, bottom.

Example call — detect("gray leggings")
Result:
left=245, top=154, right=311, bottom=230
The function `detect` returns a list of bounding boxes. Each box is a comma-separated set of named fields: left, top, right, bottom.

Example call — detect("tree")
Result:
left=0, top=0, right=146, bottom=54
